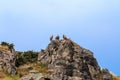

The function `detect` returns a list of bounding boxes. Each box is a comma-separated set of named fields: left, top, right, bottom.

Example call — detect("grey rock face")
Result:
left=0, top=49, right=17, bottom=75
left=101, top=69, right=113, bottom=80
left=38, top=36, right=113, bottom=80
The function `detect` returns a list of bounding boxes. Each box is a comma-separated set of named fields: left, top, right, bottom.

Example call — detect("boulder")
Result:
left=20, top=73, right=44, bottom=80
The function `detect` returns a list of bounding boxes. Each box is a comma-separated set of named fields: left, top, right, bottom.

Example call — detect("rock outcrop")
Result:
left=38, top=35, right=113, bottom=80
left=0, top=44, right=17, bottom=75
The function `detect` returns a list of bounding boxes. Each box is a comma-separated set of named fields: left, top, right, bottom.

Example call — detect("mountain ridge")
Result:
left=0, top=36, right=119, bottom=80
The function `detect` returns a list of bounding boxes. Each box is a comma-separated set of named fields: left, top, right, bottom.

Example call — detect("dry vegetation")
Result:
left=0, top=71, right=19, bottom=80
left=112, top=75, right=120, bottom=80
left=0, top=62, right=51, bottom=80
left=0, top=45, right=9, bottom=52
left=17, top=63, right=52, bottom=77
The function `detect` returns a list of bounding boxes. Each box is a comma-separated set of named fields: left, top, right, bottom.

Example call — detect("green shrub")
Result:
left=0, top=41, right=14, bottom=50
left=15, top=51, right=38, bottom=67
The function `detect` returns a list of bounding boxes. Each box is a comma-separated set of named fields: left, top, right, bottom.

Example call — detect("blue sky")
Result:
left=0, top=0, right=120, bottom=75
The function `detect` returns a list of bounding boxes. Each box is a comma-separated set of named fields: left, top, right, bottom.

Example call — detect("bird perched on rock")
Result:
left=41, top=49, right=44, bottom=52
left=55, top=35, right=60, bottom=40
left=50, top=35, right=53, bottom=41
left=63, top=35, right=68, bottom=40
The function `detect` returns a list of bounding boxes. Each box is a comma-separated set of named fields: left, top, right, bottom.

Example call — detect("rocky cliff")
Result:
left=0, top=36, right=114, bottom=80
left=0, top=43, right=17, bottom=75
left=38, top=35, right=113, bottom=80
